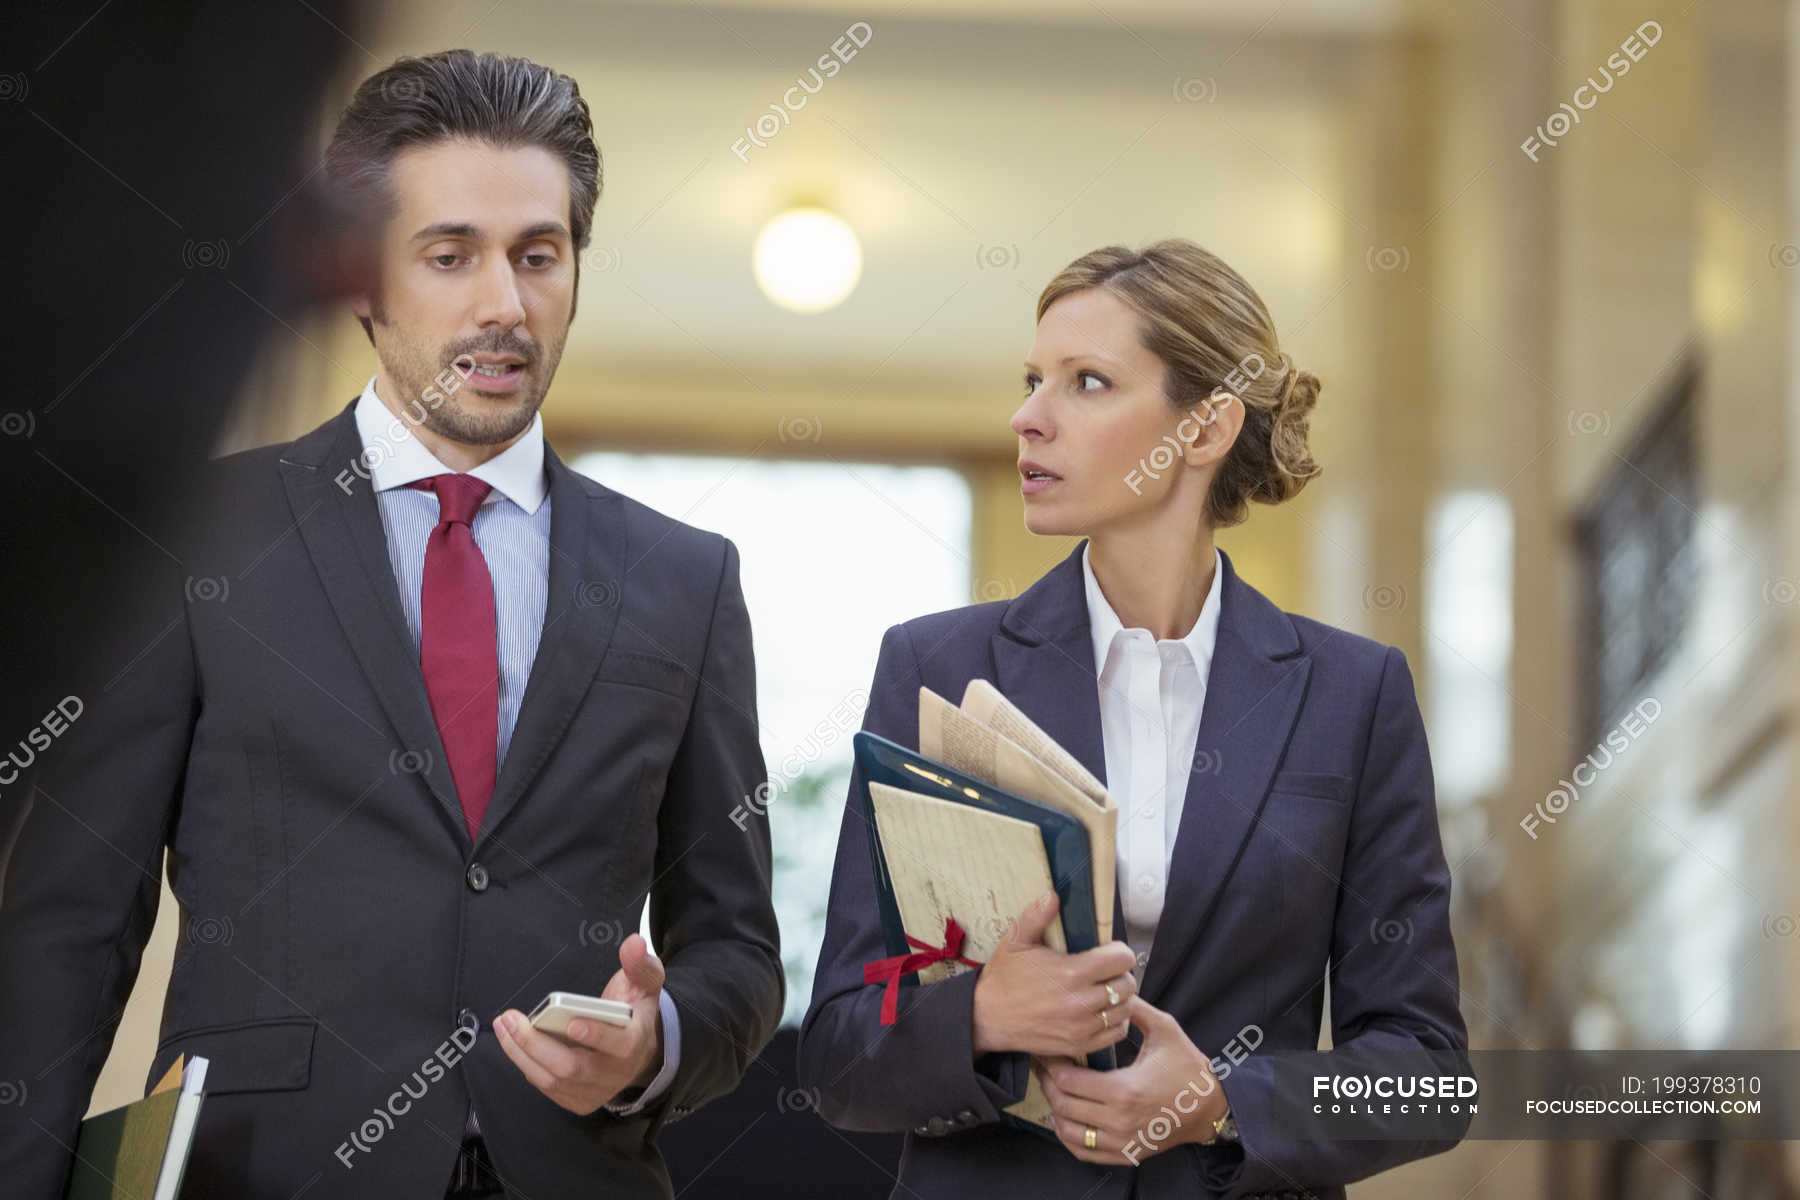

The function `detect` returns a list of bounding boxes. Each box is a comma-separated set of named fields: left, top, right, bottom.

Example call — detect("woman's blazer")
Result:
left=797, top=540, right=1469, bottom=1200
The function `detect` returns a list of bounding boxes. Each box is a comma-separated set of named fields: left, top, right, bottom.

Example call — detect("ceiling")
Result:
left=688, top=0, right=1424, bottom=32
left=337, top=0, right=1401, bottom=412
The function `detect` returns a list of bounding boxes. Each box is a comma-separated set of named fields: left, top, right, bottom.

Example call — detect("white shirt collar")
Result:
left=352, top=374, right=549, bottom=514
left=1082, top=540, right=1224, bottom=678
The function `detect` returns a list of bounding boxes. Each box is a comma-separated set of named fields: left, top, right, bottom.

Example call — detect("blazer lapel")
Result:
left=277, top=400, right=466, bottom=846
left=476, top=442, right=623, bottom=852
left=1136, top=548, right=1310, bottom=1005
left=278, top=405, right=626, bottom=855
left=989, top=542, right=1128, bottom=948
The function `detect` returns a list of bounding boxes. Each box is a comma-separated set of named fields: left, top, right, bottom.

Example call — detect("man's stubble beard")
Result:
left=421, top=378, right=547, bottom=446
left=381, top=322, right=562, bottom=448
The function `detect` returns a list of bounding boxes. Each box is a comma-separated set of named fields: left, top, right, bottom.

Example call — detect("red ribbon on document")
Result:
left=862, top=917, right=985, bottom=1026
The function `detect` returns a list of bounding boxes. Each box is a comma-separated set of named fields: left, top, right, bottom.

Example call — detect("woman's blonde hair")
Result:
left=1036, top=239, right=1321, bottom=528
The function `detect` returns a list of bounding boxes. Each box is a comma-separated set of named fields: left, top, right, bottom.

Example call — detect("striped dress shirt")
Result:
left=351, top=376, right=680, bottom=1131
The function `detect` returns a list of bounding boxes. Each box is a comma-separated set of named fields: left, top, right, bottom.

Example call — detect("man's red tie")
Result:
left=411, top=474, right=498, bottom=842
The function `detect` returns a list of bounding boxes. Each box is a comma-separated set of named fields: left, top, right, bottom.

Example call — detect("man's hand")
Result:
left=1034, top=996, right=1228, bottom=1166
left=494, top=932, right=668, bottom=1115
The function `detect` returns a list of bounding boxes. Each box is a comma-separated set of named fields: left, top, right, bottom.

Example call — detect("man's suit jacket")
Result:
left=798, top=542, right=1469, bottom=1200
left=0, top=400, right=783, bottom=1198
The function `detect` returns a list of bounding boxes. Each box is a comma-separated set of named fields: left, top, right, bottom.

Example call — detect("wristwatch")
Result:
left=1208, top=1108, right=1239, bottom=1144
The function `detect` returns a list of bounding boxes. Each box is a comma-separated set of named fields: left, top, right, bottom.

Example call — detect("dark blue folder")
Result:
left=853, top=729, right=1118, bottom=1138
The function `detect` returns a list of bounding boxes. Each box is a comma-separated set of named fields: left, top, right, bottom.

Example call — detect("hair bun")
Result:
left=1276, top=356, right=1318, bottom=416
left=1265, top=357, right=1322, bottom=500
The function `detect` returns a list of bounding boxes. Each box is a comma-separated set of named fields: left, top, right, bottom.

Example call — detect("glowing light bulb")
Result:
left=752, top=207, right=862, bottom=314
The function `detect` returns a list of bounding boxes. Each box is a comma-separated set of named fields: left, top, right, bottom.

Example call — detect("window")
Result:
left=1576, top=359, right=1698, bottom=748
left=571, top=450, right=974, bottom=1024
left=1425, top=491, right=1512, bottom=809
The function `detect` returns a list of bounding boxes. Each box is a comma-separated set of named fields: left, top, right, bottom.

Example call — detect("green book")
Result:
left=66, top=1055, right=207, bottom=1200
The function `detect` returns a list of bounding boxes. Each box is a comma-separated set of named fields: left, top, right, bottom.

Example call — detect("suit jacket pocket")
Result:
left=595, top=648, right=691, bottom=697
left=151, top=1016, right=316, bottom=1094
left=1269, top=770, right=1352, bottom=803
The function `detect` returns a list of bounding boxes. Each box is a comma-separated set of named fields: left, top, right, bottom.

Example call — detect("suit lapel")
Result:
left=1136, top=548, right=1309, bottom=1005
left=278, top=405, right=626, bottom=854
left=989, top=542, right=1128, bottom=949
left=476, top=443, right=623, bottom=852
left=278, top=401, right=466, bottom=845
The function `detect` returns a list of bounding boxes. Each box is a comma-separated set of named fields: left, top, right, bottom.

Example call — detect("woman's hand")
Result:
left=970, top=891, right=1137, bottom=1059
left=1035, top=995, right=1229, bottom=1166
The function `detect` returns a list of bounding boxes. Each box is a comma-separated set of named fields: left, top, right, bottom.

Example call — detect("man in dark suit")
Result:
left=0, top=49, right=782, bottom=1198
left=798, top=543, right=1469, bottom=1200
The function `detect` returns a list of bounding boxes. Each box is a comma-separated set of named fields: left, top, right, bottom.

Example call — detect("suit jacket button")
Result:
left=466, top=862, right=490, bottom=892
left=913, top=1124, right=931, bottom=1136
left=457, top=1008, right=479, bottom=1037
left=955, top=1108, right=976, bottom=1125
left=926, top=1115, right=949, bottom=1136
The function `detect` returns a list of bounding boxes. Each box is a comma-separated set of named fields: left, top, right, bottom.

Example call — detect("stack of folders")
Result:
left=854, top=678, right=1119, bottom=1139
left=66, top=1054, right=208, bottom=1200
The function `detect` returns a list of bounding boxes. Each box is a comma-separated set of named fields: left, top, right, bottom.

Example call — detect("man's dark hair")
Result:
left=324, top=48, right=601, bottom=343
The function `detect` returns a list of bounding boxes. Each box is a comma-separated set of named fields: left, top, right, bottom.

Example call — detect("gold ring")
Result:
left=1084, top=1126, right=1098, bottom=1150
left=1105, top=983, right=1120, bottom=1007
left=1099, top=1007, right=1111, bottom=1029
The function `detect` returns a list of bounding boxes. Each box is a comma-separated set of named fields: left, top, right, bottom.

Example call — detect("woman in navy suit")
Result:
left=798, top=239, right=1469, bottom=1200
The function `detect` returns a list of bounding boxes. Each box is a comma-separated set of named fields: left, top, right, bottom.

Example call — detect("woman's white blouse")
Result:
left=1080, top=542, right=1224, bottom=965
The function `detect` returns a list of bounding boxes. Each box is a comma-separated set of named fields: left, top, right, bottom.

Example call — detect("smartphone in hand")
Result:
left=528, top=991, right=633, bottom=1039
